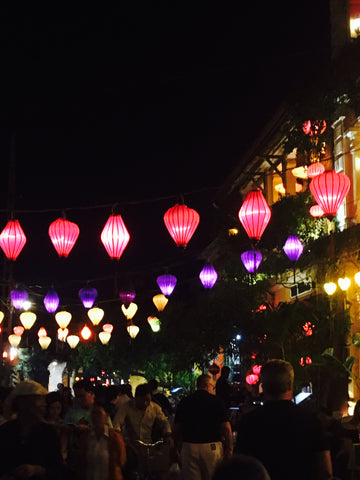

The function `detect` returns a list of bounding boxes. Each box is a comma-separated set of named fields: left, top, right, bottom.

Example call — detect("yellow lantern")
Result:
left=228, top=228, right=238, bottom=236
left=355, top=272, right=360, bottom=287
left=57, top=327, right=69, bottom=342
left=0, top=311, right=4, bottom=325
left=99, top=331, right=111, bottom=345
left=8, top=334, right=21, bottom=347
left=127, top=324, right=139, bottom=339
left=55, top=311, right=72, bottom=329
left=152, top=294, right=168, bottom=312
left=292, top=166, right=308, bottom=179
left=324, top=282, right=337, bottom=295
left=87, top=307, right=104, bottom=326
left=67, top=335, right=80, bottom=349
left=81, top=325, right=92, bottom=340
left=338, top=277, right=351, bottom=291
left=19, top=312, right=37, bottom=330
left=121, top=302, right=138, bottom=320
left=38, top=336, right=52, bottom=350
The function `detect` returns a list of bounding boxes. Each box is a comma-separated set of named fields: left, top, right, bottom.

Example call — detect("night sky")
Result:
left=0, top=2, right=331, bottom=310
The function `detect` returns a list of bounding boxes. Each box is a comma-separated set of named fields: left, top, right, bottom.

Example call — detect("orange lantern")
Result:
left=102, top=323, right=113, bottom=334
left=13, top=326, right=25, bottom=336
left=38, top=327, right=47, bottom=338
left=152, top=294, right=168, bottom=312
left=81, top=325, right=92, bottom=340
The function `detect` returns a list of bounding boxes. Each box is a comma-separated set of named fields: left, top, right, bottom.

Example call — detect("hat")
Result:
left=12, top=380, right=48, bottom=397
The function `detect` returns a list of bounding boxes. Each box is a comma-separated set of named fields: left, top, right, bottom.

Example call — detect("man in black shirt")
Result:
left=215, top=366, right=231, bottom=410
left=236, top=359, right=333, bottom=480
left=174, top=374, right=233, bottom=480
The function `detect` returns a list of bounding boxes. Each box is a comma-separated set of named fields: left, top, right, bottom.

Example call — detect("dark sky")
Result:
left=0, top=2, right=331, bottom=309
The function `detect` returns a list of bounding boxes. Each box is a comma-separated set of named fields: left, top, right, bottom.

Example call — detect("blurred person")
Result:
left=148, top=379, right=173, bottom=418
left=46, top=392, right=63, bottom=425
left=215, top=366, right=231, bottom=410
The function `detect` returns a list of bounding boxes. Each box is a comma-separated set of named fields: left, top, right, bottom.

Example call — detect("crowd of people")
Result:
left=0, top=361, right=360, bottom=480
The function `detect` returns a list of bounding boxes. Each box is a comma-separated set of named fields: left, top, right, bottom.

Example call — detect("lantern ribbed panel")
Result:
left=79, top=286, right=98, bottom=309
left=309, top=170, right=350, bottom=218
left=48, top=218, right=80, bottom=257
left=241, top=250, right=262, bottom=273
left=119, top=288, right=136, bottom=308
left=0, top=220, right=27, bottom=260
left=283, top=235, right=304, bottom=262
left=101, top=214, right=130, bottom=260
left=238, top=190, right=271, bottom=241
left=156, top=274, right=177, bottom=296
left=309, top=205, right=324, bottom=217
left=199, top=264, right=218, bottom=289
left=44, top=290, right=60, bottom=313
left=10, top=289, right=29, bottom=309
left=163, top=204, right=200, bottom=248
left=307, top=162, right=325, bottom=178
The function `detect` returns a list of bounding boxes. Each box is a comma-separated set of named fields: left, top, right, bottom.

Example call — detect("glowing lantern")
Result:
left=309, top=170, right=350, bottom=219
left=246, top=374, right=259, bottom=385
left=148, top=316, right=161, bottom=332
left=55, top=311, right=72, bottom=329
left=8, top=334, right=21, bottom=348
left=274, top=183, right=302, bottom=195
left=11, top=289, right=29, bottom=310
left=88, top=307, right=104, bottom=326
left=119, top=286, right=136, bottom=308
left=43, top=290, right=60, bottom=313
left=127, top=324, right=140, bottom=339
left=48, top=217, right=80, bottom=257
left=19, top=312, right=37, bottom=330
left=157, top=274, right=177, bottom=296
left=307, top=162, right=325, bottom=178
left=302, top=119, right=327, bottom=136
left=355, top=272, right=360, bottom=287
left=81, top=325, right=92, bottom=340
left=252, top=365, right=262, bottom=375
left=163, top=203, right=200, bottom=248
left=0, top=219, right=27, bottom=260
left=57, top=328, right=69, bottom=342
left=100, top=214, right=130, bottom=260
left=37, top=327, right=47, bottom=338
left=121, top=302, right=138, bottom=320
left=238, top=190, right=271, bottom=242
left=79, top=286, right=98, bottom=309
left=324, top=282, right=337, bottom=295
left=152, top=294, right=168, bottom=312
left=0, top=311, right=4, bottom=325
left=283, top=235, right=304, bottom=262
left=338, top=277, right=351, bottom=291
left=39, top=336, right=52, bottom=350
left=99, top=331, right=111, bottom=345
left=13, top=326, right=24, bottom=336
left=67, top=335, right=80, bottom=349
left=199, top=264, right=218, bottom=289
left=102, top=323, right=113, bottom=334
left=309, top=205, right=324, bottom=217
left=241, top=250, right=262, bottom=273
left=292, top=166, right=308, bottom=179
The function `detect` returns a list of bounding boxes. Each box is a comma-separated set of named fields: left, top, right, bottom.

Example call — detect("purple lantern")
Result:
left=79, top=286, right=98, bottom=309
left=157, top=274, right=177, bottom=296
left=119, top=286, right=136, bottom=308
left=283, top=235, right=304, bottom=262
left=199, top=264, right=218, bottom=289
left=241, top=250, right=262, bottom=273
left=10, top=289, right=29, bottom=310
left=44, top=289, right=60, bottom=313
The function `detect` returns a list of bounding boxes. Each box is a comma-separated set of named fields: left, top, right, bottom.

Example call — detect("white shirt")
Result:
left=86, top=425, right=110, bottom=480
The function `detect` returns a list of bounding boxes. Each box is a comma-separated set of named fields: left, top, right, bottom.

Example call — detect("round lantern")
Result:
left=57, top=328, right=69, bottom=342
left=338, top=277, right=351, bottom=291
left=274, top=183, right=302, bottom=195
left=99, top=331, right=111, bottom=345
left=8, top=334, right=21, bottom=348
left=39, top=336, right=52, bottom=350
left=44, top=290, right=60, bottom=313
left=156, top=274, right=177, bottom=296
left=309, top=205, right=324, bottom=218
left=291, top=166, right=308, bottom=179
left=0, top=219, right=27, bottom=260
left=199, top=264, right=218, bottom=289
left=48, top=217, right=80, bottom=258
left=38, top=327, right=47, bottom=338
left=309, top=170, right=350, bottom=219
left=101, top=214, right=130, bottom=260
left=127, top=324, right=140, bottom=339
left=163, top=203, right=200, bottom=248
left=147, top=316, right=161, bottom=332
left=67, top=335, right=80, bottom=349
left=79, top=286, right=98, bottom=309
left=88, top=307, right=104, bottom=326
left=81, top=325, right=92, bottom=340
left=13, top=326, right=24, bottom=336
left=152, top=294, right=168, bottom=312
left=102, top=323, right=113, bottom=334
left=238, top=190, right=271, bottom=242
left=121, top=302, right=138, bottom=320
left=241, top=250, right=262, bottom=273
left=55, top=311, right=72, bottom=329
left=19, top=312, right=37, bottom=330
left=119, top=286, right=136, bottom=309
left=307, top=162, right=325, bottom=178
left=324, top=282, right=337, bottom=295
left=283, top=235, right=304, bottom=262
left=11, top=289, right=28, bottom=310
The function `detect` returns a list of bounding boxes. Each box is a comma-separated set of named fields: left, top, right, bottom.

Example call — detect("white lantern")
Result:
left=8, top=334, right=21, bottom=347
left=67, top=335, right=80, bottom=349
left=38, top=336, right=52, bottom=350
left=121, top=302, right=138, bottom=320
left=19, top=312, right=37, bottom=330
left=99, top=331, right=111, bottom=345
left=55, top=311, right=72, bottom=329
left=127, top=324, right=139, bottom=339
left=88, top=307, right=104, bottom=326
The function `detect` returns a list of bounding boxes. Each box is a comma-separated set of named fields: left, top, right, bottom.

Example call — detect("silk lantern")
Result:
left=20, top=312, right=37, bottom=330
left=67, top=335, right=80, bottom=349
left=307, top=162, right=325, bottom=178
left=101, top=214, right=130, bottom=260
left=156, top=274, right=177, bottom=296
left=81, top=325, right=92, bottom=340
left=238, top=190, right=271, bottom=242
left=309, top=170, right=350, bottom=219
left=241, top=250, right=262, bottom=273
left=309, top=205, right=324, bottom=217
left=127, top=324, right=139, bottom=339
left=13, top=326, right=24, bottom=336
left=44, top=290, right=60, bottom=313
left=121, top=302, right=138, bottom=320
left=199, top=264, right=218, bottom=289
left=58, top=328, right=69, bottom=342
left=0, top=219, right=27, bottom=260
left=79, top=286, right=98, bottom=309
left=102, top=323, right=113, bottom=334
left=153, top=294, right=168, bottom=312
left=37, top=327, right=47, bottom=337
left=39, top=336, right=52, bottom=350
left=55, top=311, right=72, bottom=329
left=119, top=286, right=136, bottom=308
left=10, top=289, right=28, bottom=309
left=88, top=307, right=104, bottom=326
left=324, top=282, right=337, bottom=295
left=148, top=316, right=161, bottom=332
left=8, top=334, right=21, bottom=348
left=283, top=235, right=304, bottom=262
left=0, top=311, right=4, bottom=325
left=99, top=331, right=111, bottom=345
left=302, top=119, right=327, bottom=136
left=163, top=204, right=200, bottom=248
left=48, top=218, right=80, bottom=257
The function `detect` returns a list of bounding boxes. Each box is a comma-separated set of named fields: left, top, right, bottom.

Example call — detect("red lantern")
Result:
left=307, top=162, right=325, bottom=178
left=0, top=220, right=27, bottom=260
left=246, top=374, right=259, bottom=385
left=48, top=218, right=80, bottom=257
left=309, top=170, right=350, bottom=219
left=309, top=205, right=324, bottom=218
left=101, top=214, right=130, bottom=260
left=163, top=204, right=200, bottom=248
left=238, top=190, right=271, bottom=241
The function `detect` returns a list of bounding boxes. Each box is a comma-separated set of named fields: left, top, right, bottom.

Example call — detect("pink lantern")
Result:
left=309, top=170, right=350, bottom=219
left=307, top=162, right=325, bottom=178
left=0, top=220, right=27, bottom=260
left=246, top=374, right=259, bottom=385
left=309, top=205, right=324, bottom=217
left=302, top=120, right=327, bottom=136
left=238, top=190, right=271, bottom=242
left=252, top=365, right=262, bottom=375
left=13, top=326, right=25, bottom=336
left=48, top=218, right=80, bottom=257
left=163, top=204, right=200, bottom=248
left=101, top=214, right=130, bottom=260
left=102, top=323, right=114, bottom=334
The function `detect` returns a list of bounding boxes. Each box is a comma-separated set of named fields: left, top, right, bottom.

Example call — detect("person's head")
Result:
left=212, top=455, right=270, bottom=480
left=221, top=366, right=231, bottom=379
left=122, top=383, right=133, bottom=398
left=260, top=359, right=294, bottom=400
left=91, top=404, right=108, bottom=432
left=12, top=380, right=48, bottom=422
left=197, top=374, right=215, bottom=394
left=73, top=380, right=95, bottom=409
left=148, top=379, right=159, bottom=393
left=135, top=383, right=151, bottom=410
left=46, top=391, right=62, bottom=422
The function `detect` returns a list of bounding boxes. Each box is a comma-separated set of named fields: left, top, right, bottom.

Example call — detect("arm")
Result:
left=220, top=421, right=233, bottom=460
left=315, top=450, right=333, bottom=480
